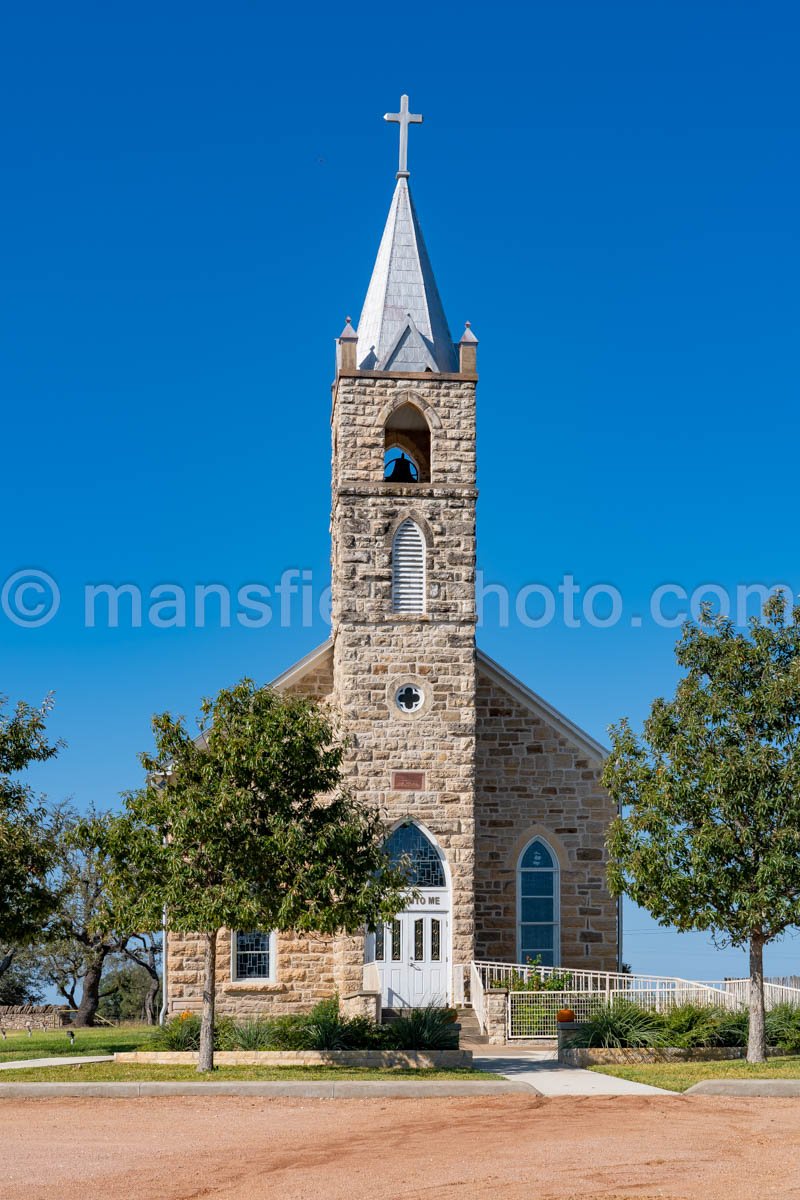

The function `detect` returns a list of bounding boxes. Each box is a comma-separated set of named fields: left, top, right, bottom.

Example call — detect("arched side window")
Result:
left=392, top=519, right=425, bottom=614
left=517, top=838, right=560, bottom=967
left=385, top=822, right=446, bottom=889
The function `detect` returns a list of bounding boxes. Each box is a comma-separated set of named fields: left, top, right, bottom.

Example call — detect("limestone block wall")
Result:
left=329, top=372, right=479, bottom=996
left=331, top=374, right=477, bottom=631
left=166, top=928, right=336, bottom=1018
left=330, top=624, right=477, bottom=995
left=279, top=653, right=334, bottom=700
left=474, top=667, right=618, bottom=971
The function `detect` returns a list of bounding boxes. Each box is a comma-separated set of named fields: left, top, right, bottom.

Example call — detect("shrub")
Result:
left=155, top=1014, right=202, bottom=1051
left=155, top=1013, right=234, bottom=1051
left=565, top=999, right=665, bottom=1049
left=226, top=1018, right=274, bottom=1050
left=386, top=1005, right=459, bottom=1050
left=659, top=1004, right=730, bottom=1049
left=766, top=1003, right=800, bottom=1053
left=300, top=1012, right=387, bottom=1050
left=704, top=1007, right=747, bottom=1048
left=489, top=958, right=574, bottom=993
left=258, top=1014, right=319, bottom=1050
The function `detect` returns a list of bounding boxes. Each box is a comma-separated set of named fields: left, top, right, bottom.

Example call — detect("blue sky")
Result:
left=2, top=1, right=799, bottom=981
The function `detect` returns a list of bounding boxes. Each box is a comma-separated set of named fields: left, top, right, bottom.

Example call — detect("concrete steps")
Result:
left=380, top=1006, right=489, bottom=1045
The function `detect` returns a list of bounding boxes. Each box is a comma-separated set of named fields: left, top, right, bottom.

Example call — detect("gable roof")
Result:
left=269, top=639, right=333, bottom=693
left=476, top=648, right=608, bottom=761
left=269, top=641, right=606, bottom=761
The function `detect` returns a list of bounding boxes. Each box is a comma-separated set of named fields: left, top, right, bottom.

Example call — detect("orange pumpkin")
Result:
left=556, top=1008, right=576, bottom=1023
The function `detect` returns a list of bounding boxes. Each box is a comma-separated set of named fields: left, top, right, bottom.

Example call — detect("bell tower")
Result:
left=330, top=97, right=480, bottom=1001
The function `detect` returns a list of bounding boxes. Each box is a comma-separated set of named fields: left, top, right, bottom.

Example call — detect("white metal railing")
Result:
left=470, top=961, right=487, bottom=1034
left=472, top=961, right=800, bottom=1040
left=711, top=979, right=800, bottom=1009
left=764, top=982, right=800, bottom=1006
left=508, top=990, right=602, bottom=1039
left=475, top=960, right=740, bottom=1001
left=505, top=987, right=741, bottom=1040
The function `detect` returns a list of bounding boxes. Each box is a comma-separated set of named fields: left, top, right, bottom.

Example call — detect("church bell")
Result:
left=386, top=453, right=416, bottom=483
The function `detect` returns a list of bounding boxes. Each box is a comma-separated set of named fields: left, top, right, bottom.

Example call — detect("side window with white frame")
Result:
left=517, top=838, right=560, bottom=967
left=232, top=930, right=276, bottom=982
left=391, top=519, right=426, bottom=613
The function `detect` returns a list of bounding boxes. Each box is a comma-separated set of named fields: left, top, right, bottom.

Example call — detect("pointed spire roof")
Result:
left=356, top=177, right=457, bottom=373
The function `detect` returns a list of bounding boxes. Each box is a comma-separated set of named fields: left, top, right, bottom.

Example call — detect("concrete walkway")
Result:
left=0, top=1055, right=113, bottom=1071
left=472, top=1048, right=670, bottom=1096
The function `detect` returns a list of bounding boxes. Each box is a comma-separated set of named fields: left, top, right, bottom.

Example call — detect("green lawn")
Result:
left=589, top=1055, right=800, bottom=1093
left=0, top=1061, right=497, bottom=1083
left=0, top=1025, right=159, bottom=1062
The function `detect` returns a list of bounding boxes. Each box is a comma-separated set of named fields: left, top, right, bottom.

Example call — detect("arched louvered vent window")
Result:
left=392, top=519, right=426, bottom=613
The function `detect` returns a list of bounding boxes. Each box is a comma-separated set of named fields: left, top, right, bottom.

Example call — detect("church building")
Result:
left=166, top=97, right=619, bottom=1019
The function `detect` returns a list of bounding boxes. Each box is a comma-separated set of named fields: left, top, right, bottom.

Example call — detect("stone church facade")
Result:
left=165, top=99, right=618, bottom=1019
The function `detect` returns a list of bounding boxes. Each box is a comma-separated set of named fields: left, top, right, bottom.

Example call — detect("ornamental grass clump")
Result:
left=225, top=1018, right=274, bottom=1051
left=658, top=1004, right=732, bottom=1049
left=386, top=1004, right=459, bottom=1050
left=566, top=999, right=665, bottom=1049
left=301, top=1013, right=387, bottom=1051
left=155, top=1013, right=234, bottom=1051
left=765, top=1003, right=800, bottom=1054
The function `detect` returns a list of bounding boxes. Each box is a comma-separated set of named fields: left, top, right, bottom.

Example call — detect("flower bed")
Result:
left=157, top=1000, right=460, bottom=1053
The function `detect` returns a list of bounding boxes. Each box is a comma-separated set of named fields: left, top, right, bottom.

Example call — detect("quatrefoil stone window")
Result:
left=395, top=684, right=424, bottom=714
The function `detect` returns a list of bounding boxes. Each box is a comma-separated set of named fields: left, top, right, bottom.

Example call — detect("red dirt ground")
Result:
left=2, top=1095, right=800, bottom=1200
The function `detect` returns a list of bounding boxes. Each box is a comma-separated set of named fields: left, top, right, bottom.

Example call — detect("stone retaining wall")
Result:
left=116, top=1049, right=472, bottom=1068
left=0, top=1005, right=67, bottom=1031
left=560, top=1046, right=772, bottom=1067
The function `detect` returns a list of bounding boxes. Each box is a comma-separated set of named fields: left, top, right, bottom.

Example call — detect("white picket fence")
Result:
left=469, top=961, right=800, bottom=1040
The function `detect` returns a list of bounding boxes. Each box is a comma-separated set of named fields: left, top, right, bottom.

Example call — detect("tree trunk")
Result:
left=143, top=970, right=160, bottom=1025
left=747, top=932, right=767, bottom=1064
left=197, top=930, right=217, bottom=1073
left=73, top=953, right=107, bottom=1028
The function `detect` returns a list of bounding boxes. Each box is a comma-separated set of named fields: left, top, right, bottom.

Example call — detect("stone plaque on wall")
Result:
left=392, top=770, right=425, bottom=792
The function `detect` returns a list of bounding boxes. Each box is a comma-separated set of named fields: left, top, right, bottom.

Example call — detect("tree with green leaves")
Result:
left=98, top=944, right=162, bottom=1024
left=95, top=679, right=410, bottom=1071
left=0, top=948, right=45, bottom=1005
left=0, top=693, right=61, bottom=981
left=603, top=597, right=800, bottom=1063
left=42, top=809, right=131, bottom=1026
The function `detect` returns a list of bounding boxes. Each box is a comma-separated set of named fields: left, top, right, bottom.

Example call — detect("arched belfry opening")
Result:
left=383, top=402, right=431, bottom=483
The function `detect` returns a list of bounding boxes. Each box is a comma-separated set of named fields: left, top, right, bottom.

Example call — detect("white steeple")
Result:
left=355, top=97, right=457, bottom=374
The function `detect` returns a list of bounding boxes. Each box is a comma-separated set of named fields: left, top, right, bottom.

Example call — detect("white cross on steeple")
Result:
left=384, top=94, right=423, bottom=178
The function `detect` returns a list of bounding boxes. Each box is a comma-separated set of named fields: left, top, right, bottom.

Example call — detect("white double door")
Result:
left=372, top=900, right=450, bottom=1008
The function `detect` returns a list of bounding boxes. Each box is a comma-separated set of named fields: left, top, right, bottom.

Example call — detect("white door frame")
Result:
left=367, top=893, right=451, bottom=1007
left=366, top=820, right=452, bottom=1007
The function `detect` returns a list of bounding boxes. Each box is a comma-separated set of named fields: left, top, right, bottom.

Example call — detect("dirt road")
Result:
left=2, top=1094, right=800, bottom=1200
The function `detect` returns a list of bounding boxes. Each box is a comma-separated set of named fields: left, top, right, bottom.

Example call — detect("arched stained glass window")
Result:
left=518, top=837, right=560, bottom=967
left=385, top=823, right=446, bottom=889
